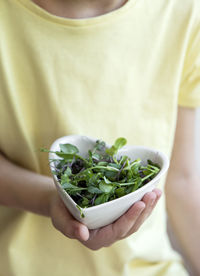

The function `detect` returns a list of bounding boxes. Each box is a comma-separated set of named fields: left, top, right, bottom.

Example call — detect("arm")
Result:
left=165, top=107, right=200, bottom=275
left=0, top=151, right=161, bottom=249
left=0, top=153, right=56, bottom=216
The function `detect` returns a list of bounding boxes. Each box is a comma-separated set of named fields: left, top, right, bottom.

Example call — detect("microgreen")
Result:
left=41, top=138, right=160, bottom=211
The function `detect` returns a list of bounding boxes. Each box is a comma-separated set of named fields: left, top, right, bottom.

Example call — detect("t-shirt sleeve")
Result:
left=178, top=14, right=200, bottom=108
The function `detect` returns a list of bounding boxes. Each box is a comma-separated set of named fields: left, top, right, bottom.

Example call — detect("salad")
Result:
left=41, top=137, right=160, bottom=208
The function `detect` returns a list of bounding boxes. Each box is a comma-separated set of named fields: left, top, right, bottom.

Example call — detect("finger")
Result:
left=112, top=200, right=146, bottom=240
left=50, top=196, right=89, bottom=241
left=132, top=191, right=157, bottom=228
left=125, top=189, right=162, bottom=237
left=148, top=188, right=162, bottom=212
left=81, top=201, right=145, bottom=250
left=151, top=188, right=162, bottom=199
left=153, top=188, right=162, bottom=198
left=146, top=189, right=162, bottom=211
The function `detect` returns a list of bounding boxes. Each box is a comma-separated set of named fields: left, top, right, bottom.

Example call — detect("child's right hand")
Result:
left=49, top=188, right=161, bottom=250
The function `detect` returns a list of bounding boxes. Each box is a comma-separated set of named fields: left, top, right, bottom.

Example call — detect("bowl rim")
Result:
left=49, top=134, right=169, bottom=212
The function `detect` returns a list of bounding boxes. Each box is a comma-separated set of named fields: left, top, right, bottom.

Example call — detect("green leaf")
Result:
left=131, top=163, right=141, bottom=175
left=119, top=155, right=128, bottom=165
left=61, top=173, right=70, bottom=184
left=114, top=137, right=127, bottom=150
left=108, top=163, right=121, bottom=169
left=105, top=146, right=116, bottom=157
left=81, top=197, right=89, bottom=206
left=97, top=161, right=108, bottom=166
left=115, top=187, right=125, bottom=197
left=104, top=170, right=118, bottom=180
left=93, top=140, right=106, bottom=152
left=88, top=173, right=101, bottom=185
left=62, top=182, right=77, bottom=189
left=64, top=167, right=72, bottom=176
left=103, top=176, right=111, bottom=184
left=92, top=153, right=101, bottom=160
left=88, top=186, right=103, bottom=194
left=99, top=181, right=113, bottom=193
left=134, top=177, right=143, bottom=189
left=94, top=194, right=109, bottom=205
left=59, top=143, right=79, bottom=154
left=105, top=137, right=127, bottom=157
left=55, top=152, right=74, bottom=160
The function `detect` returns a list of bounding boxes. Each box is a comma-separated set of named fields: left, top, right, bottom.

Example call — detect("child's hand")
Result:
left=49, top=189, right=162, bottom=250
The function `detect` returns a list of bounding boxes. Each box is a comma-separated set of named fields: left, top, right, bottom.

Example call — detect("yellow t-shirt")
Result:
left=0, top=0, right=200, bottom=275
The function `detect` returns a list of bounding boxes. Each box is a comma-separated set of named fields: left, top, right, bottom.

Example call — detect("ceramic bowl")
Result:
left=49, top=135, right=169, bottom=229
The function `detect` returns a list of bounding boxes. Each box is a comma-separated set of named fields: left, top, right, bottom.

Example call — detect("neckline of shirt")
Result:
left=15, top=0, right=137, bottom=27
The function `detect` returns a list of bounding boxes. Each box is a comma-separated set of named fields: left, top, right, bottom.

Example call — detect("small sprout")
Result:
left=76, top=205, right=85, bottom=218
left=41, top=137, right=161, bottom=212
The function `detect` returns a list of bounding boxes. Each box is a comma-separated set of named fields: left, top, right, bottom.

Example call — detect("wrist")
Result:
left=41, top=179, right=57, bottom=217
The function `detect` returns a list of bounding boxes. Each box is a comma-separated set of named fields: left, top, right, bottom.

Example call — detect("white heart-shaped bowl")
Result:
left=49, top=135, right=169, bottom=229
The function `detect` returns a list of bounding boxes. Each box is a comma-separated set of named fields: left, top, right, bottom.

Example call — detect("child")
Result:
left=0, top=0, right=199, bottom=275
